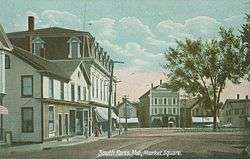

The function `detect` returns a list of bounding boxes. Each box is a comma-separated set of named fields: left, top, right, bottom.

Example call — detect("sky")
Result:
left=0, top=0, right=249, bottom=101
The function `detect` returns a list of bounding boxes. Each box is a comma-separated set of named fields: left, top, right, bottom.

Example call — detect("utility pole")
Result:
left=108, top=60, right=124, bottom=138
left=107, top=61, right=114, bottom=138
left=124, top=95, right=129, bottom=131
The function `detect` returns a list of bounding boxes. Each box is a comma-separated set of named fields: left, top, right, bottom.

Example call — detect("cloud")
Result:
left=185, top=16, right=221, bottom=39
left=40, top=10, right=82, bottom=29
left=12, top=11, right=40, bottom=31
left=116, top=17, right=154, bottom=44
left=88, top=18, right=116, bottom=42
left=156, top=16, right=221, bottom=41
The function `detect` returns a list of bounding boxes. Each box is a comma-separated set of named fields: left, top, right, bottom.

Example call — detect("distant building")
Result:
left=220, top=98, right=250, bottom=128
left=117, top=98, right=139, bottom=128
left=180, top=98, right=215, bottom=128
left=138, top=80, right=180, bottom=127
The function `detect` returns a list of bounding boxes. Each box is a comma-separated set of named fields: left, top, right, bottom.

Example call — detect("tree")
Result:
left=164, top=28, right=249, bottom=130
left=240, top=14, right=250, bottom=64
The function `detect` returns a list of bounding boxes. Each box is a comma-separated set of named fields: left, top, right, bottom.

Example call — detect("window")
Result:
left=21, top=107, right=33, bottom=133
left=155, top=108, right=158, bottom=114
left=151, top=108, right=154, bottom=115
left=68, top=37, right=81, bottom=58
left=100, top=80, right=103, bottom=100
left=173, top=108, right=176, bottom=114
left=177, top=108, right=179, bottom=115
left=154, top=98, right=158, bottom=105
left=60, top=82, right=64, bottom=100
left=5, top=54, right=10, bottom=69
left=83, top=86, right=86, bottom=100
left=78, top=85, right=81, bottom=101
left=164, top=98, right=167, bottom=105
left=104, top=84, right=106, bottom=101
left=168, top=108, right=172, bottom=114
left=21, top=75, right=33, bottom=97
left=164, top=108, right=167, bottom=114
left=71, top=84, right=75, bottom=101
left=96, top=79, right=99, bottom=99
left=173, top=98, right=177, bottom=105
left=32, top=37, right=44, bottom=55
left=48, top=78, right=54, bottom=98
left=48, top=106, right=55, bottom=132
left=92, top=76, right=95, bottom=98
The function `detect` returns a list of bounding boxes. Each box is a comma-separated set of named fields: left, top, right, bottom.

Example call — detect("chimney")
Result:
left=160, top=79, right=162, bottom=85
left=237, top=94, right=240, bottom=99
left=246, top=95, right=248, bottom=99
left=28, top=16, right=34, bottom=31
left=151, top=83, right=153, bottom=89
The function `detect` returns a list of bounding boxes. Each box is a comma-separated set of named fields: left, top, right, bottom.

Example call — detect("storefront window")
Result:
left=48, top=106, right=55, bottom=132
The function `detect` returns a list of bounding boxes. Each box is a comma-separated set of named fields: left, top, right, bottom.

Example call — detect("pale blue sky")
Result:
left=0, top=0, right=249, bottom=100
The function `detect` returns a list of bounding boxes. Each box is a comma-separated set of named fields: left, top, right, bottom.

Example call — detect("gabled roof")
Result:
left=180, top=98, right=201, bottom=109
left=7, top=27, right=91, bottom=38
left=50, top=60, right=91, bottom=85
left=222, top=99, right=250, bottom=109
left=0, top=24, right=13, bottom=51
left=12, top=46, right=70, bottom=82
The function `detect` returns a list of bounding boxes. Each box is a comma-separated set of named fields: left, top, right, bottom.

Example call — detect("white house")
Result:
left=3, top=46, right=92, bottom=143
left=0, top=23, right=13, bottom=141
left=139, top=81, right=180, bottom=127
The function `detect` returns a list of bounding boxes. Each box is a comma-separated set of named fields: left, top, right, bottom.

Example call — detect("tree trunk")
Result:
left=213, top=106, right=217, bottom=131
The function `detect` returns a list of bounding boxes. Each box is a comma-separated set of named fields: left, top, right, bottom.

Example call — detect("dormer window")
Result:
left=68, top=37, right=81, bottom=58
left=32, top=37, right=44, bottom=55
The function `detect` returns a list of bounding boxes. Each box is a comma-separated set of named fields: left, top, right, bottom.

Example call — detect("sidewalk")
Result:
left=0, top=130, right=120, bottom=156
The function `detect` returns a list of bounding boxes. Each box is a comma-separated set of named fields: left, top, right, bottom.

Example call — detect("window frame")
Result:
left=21, top=75, right=33, bottom=98
left=21, top=107, right=34, bottom=133
left=5, top=54, right=10, bottom=69
left=77, top=85, right=81, bottom=101
left=48, top=78, right=54, bottom=98
left=32, top=37, right=45, bottom=55
left=48, top=105, right=55, bottom=133
left=71, top=84, right=75, bottom=102
left=68, top=37, right=81, bottom=58
left=60, top=81, right=64, bottom=100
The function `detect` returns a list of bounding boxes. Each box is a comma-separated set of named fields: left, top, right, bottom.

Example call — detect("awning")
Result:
left=0, top=105, right=8, bottom=114
left=119, top=118, right=138, bottom=124
left=96, top=107, right=119, bottom=122
left=192, top=117, right=220, bottom=123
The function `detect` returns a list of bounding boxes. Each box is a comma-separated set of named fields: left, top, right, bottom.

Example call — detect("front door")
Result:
left=58, top=114, right=62, bottom=136
left=65, top=114, right=69, bottom=135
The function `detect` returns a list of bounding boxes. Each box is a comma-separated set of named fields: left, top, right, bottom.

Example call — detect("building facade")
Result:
left=5, top=16, right=118, bottom=141
left=180, top=98, right=214, bottom=128
left=3, top=46, right=92, bottom=143
left=117, top=98, right=139, bottom=128
left=139, top=81, right=180, bottom=127
left=0, top=24, right=13, bottom=141
left=221, top=99, right=250, bottom=128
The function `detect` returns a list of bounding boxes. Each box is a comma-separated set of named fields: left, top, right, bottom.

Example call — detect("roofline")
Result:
left=12, top=46, right=70, bottom=82
left=0, top=24, right=13, bottom=51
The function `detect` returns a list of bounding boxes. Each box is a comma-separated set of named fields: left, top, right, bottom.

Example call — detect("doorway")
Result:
left=58, top=114, right=62, bottom=136
left=65, top=114, right=69, bottom=135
